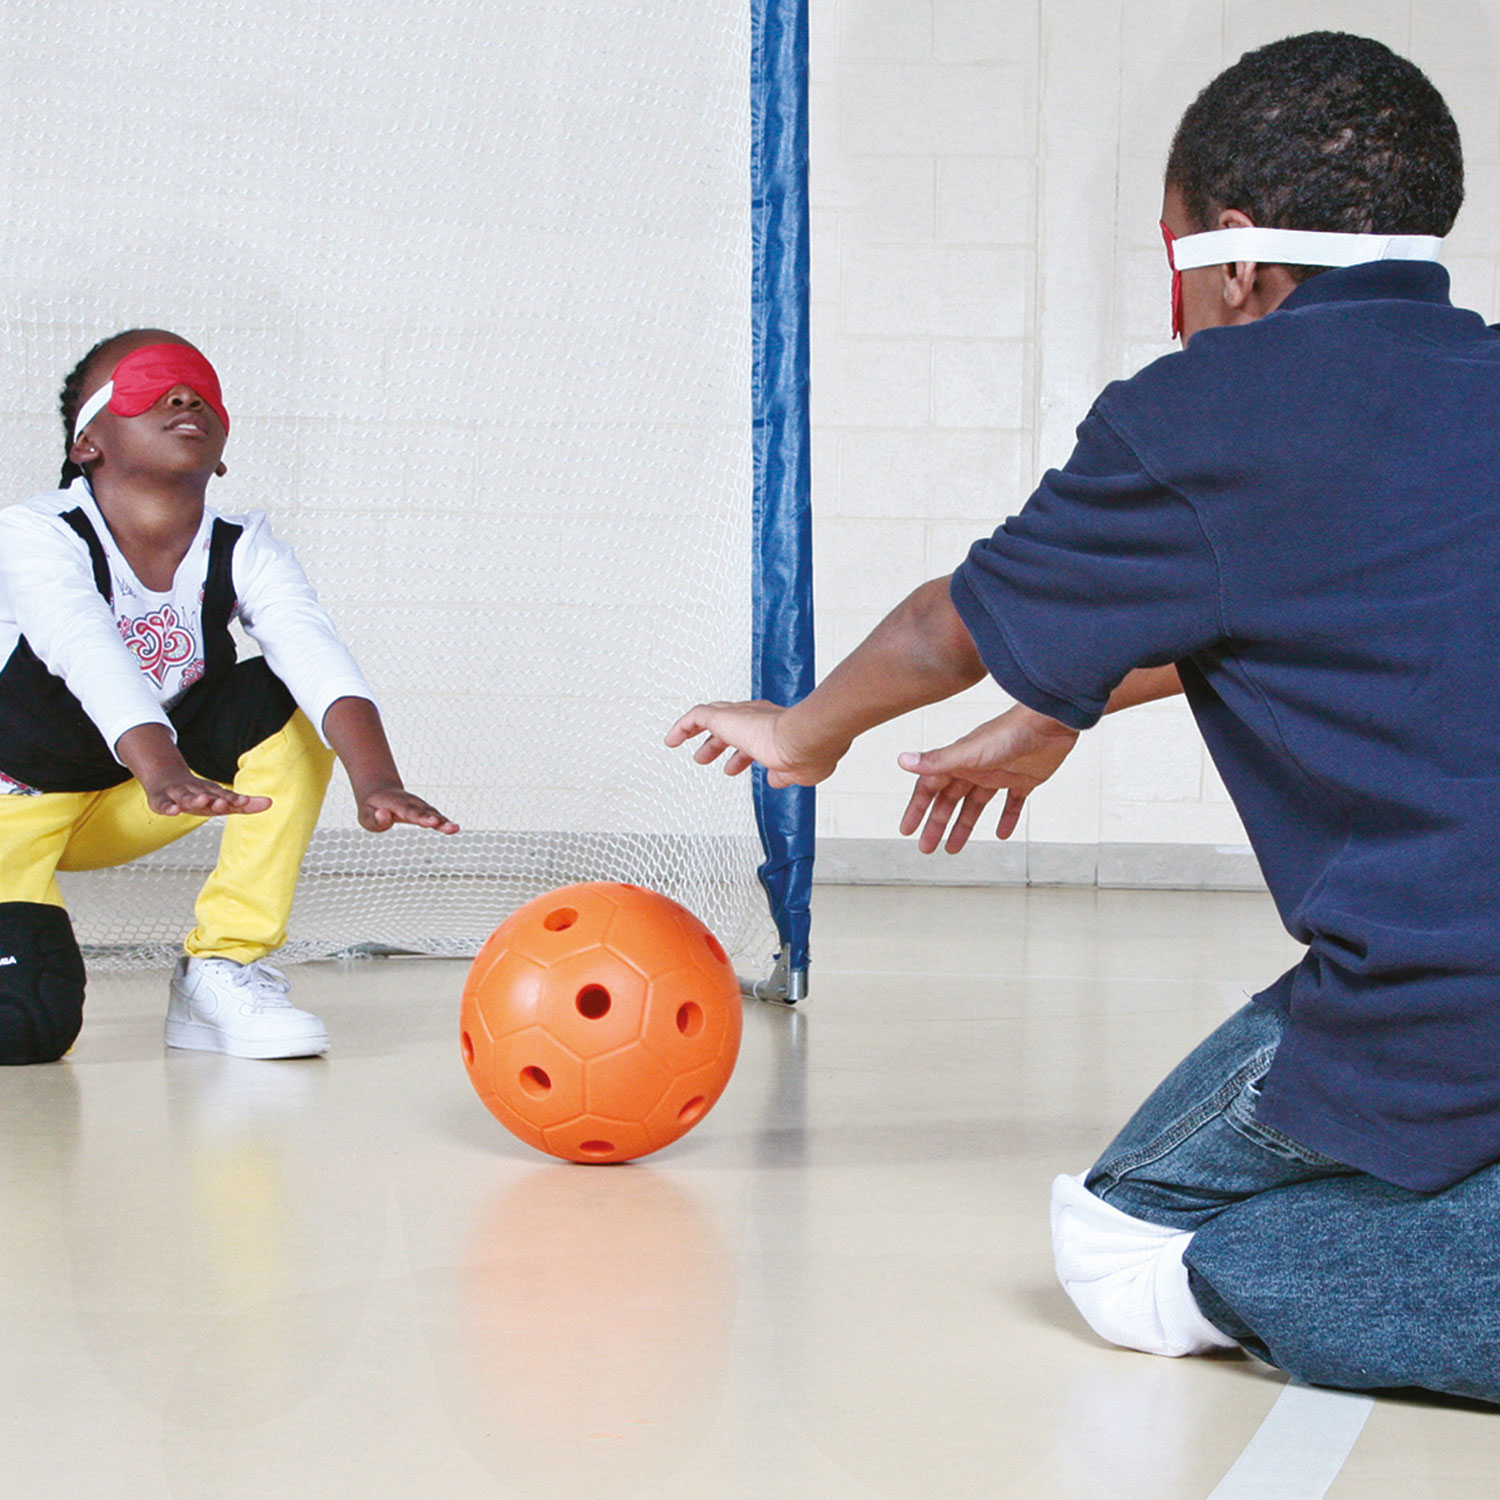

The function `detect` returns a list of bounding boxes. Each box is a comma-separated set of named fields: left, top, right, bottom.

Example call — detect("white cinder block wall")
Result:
left=810, top=0, right=1500, bottom=887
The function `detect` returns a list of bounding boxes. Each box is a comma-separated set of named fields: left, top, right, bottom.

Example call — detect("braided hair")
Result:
left=57, top=329, right=151, bottom=487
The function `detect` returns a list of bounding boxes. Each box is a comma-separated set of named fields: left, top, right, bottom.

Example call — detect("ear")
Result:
left=67, top=434, right=99, bottom=468
left=1215, top=207, right=1260, bottom=313
left=1213, top=205, right=1303, bottom=323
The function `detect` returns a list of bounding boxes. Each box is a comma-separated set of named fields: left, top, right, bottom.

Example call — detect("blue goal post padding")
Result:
left=751, top=0, right=814, bottom=981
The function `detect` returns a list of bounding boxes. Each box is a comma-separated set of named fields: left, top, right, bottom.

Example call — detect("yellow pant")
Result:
left=0, top=710, right=333, bottom=963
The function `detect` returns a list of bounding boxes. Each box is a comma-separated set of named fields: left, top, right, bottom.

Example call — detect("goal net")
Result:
left=0, top=0, right=777, bottom=970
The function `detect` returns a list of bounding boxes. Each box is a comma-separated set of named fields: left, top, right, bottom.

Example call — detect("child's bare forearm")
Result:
left=323, top=696, right=459, bottom=834
left=781, top=576, right=988, bottom=761
left=115, top=721, right=193, bottom=787
left=114, top=721, right=271, bottom=816
left=1106, top=664, right=1183, bottom=713
left=321, top=696, right=403, bottom=800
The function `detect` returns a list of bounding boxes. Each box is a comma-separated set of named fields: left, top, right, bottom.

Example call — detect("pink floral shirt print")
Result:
left=101, top=528, right=214, bottom=710
left=117, top=605, right=202, bottom=691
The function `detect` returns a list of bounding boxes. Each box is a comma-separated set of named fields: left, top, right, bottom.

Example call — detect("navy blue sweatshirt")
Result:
left=953, top=262, right=1500, bottom=1192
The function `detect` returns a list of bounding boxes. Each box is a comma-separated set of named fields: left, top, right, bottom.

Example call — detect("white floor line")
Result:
left=1206, top=1380, right=1375, bottom=1500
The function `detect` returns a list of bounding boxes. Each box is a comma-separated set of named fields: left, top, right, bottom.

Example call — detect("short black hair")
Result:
left=1166, top=33, right=1463, bottom=277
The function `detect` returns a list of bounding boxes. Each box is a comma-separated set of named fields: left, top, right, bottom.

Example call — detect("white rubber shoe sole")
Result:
left=164, top=1007, right=329, bottom=1059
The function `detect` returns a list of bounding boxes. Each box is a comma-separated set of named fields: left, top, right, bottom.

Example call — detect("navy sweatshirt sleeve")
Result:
left=949, top=406, right=1223, bottom=729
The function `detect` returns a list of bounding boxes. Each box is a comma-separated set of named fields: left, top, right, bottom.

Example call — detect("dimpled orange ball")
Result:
left=460, top=882, right=743, bottom=1163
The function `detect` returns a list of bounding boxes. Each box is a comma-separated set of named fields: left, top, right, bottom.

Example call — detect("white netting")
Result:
left=0, top=1, right=772, bottom=969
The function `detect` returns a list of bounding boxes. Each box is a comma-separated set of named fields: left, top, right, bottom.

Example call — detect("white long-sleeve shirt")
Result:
left=0, top=481, right=373, bottom=791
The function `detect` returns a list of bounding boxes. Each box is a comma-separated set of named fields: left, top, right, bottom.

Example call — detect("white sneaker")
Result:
left=166, top=957, right=329, bottom=1059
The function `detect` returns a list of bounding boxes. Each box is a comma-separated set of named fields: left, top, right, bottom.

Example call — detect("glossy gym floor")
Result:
left=2, top=885, right=1495, bottom=1498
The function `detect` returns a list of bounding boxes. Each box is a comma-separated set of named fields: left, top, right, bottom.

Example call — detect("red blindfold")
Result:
left=74, top=343, right=230, bottom=439
left=1160, top=221, right=1183, bottom=340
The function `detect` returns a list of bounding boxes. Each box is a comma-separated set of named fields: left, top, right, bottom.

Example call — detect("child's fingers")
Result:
left=153, top=789, right=205, bottom=816
left=666, top=703, right=743, bottom=748
left=169, top=785, right=271, bottom=817
left=417, top=814, right=461, bottom=833
left=362, top=794, right=461, bottom=834
left=408, top=805, right=461, bottom=832
left=919, top=782, right=967, bottom=853
left=692, top=733, right=731, bottom=766
left=898, top=745, right=964, bottom=779
left=898, top=776, right=942, bottom=837
left=995, top=788, right=1028, bottom=841
left=944, top=785, right=998, bottom=853
left=219, top=793, right=272, bottom=815
left=665, top=706, right=717, bottom=747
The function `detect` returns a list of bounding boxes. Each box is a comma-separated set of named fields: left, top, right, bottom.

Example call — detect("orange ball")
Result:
left=459, top=882, right=743, bottom=1163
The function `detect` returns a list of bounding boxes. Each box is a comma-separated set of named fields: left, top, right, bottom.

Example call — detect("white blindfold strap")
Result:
left=73, top=382, right=114, bottom=442
left=1170, top=228, right=1444, bottom=271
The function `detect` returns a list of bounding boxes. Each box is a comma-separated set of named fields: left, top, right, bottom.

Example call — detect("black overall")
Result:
left=0, top=506, right=295, bottom=792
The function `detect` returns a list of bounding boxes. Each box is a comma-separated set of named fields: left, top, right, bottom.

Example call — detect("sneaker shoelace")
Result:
left=227, top=961, right=293, bottom=1010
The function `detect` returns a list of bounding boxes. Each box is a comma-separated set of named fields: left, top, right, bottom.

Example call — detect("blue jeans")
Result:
left=1088, top=1003, right=1500, bottom=1404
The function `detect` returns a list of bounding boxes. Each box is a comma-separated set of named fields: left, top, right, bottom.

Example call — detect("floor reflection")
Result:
left=436, top=1162, right=737, bottom=1495
left=62, top=1051, right=374, bottom=1428
left=752, top=999, right=809, bottom=1170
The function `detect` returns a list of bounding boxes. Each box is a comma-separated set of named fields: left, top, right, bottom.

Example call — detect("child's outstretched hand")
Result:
left=897, top=703, right=1079, bottom=852
left=666, top=699, right=844, bottom=788
left=319, top=700, right=459, bottom=834
left=116, top=726, right=272, bottom=818
left=146, top=771, right=272, bottom=818
left=356, top=786, right=460, bottom=835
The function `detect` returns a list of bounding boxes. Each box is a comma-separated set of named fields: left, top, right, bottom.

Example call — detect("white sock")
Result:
left=1050, top=1172, right=1239, bottom=1358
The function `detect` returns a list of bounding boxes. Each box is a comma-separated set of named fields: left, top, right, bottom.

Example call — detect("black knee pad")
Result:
left=0, top=903, right=85, bottom=1064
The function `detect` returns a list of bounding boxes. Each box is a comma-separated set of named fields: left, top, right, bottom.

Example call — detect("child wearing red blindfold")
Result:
left=0, top=328, right=458, bottom=1061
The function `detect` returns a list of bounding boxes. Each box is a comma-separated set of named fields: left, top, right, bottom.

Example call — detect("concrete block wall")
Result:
left=810, top=0, right=1500, bottom=886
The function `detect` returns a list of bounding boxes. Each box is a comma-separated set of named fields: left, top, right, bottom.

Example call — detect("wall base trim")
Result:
left=813, top=838, right=1266, bottom=891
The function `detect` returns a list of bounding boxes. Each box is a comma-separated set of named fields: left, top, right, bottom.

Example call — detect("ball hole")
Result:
left=579, top=1140, right=615, bottom=1157
left=704, top=932, right=728, bottom=965
left=678, top=1095, right=707, bottom=1125
left=461, top=1031, right=475, bottom=1065
left=576, top=985, right=612, bottom=1020
left=519, top=1065, right=552, bottom=1097
left=676, top=1002, right=704, bottom=1038
left=543, top=907, right=578, bottom=932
